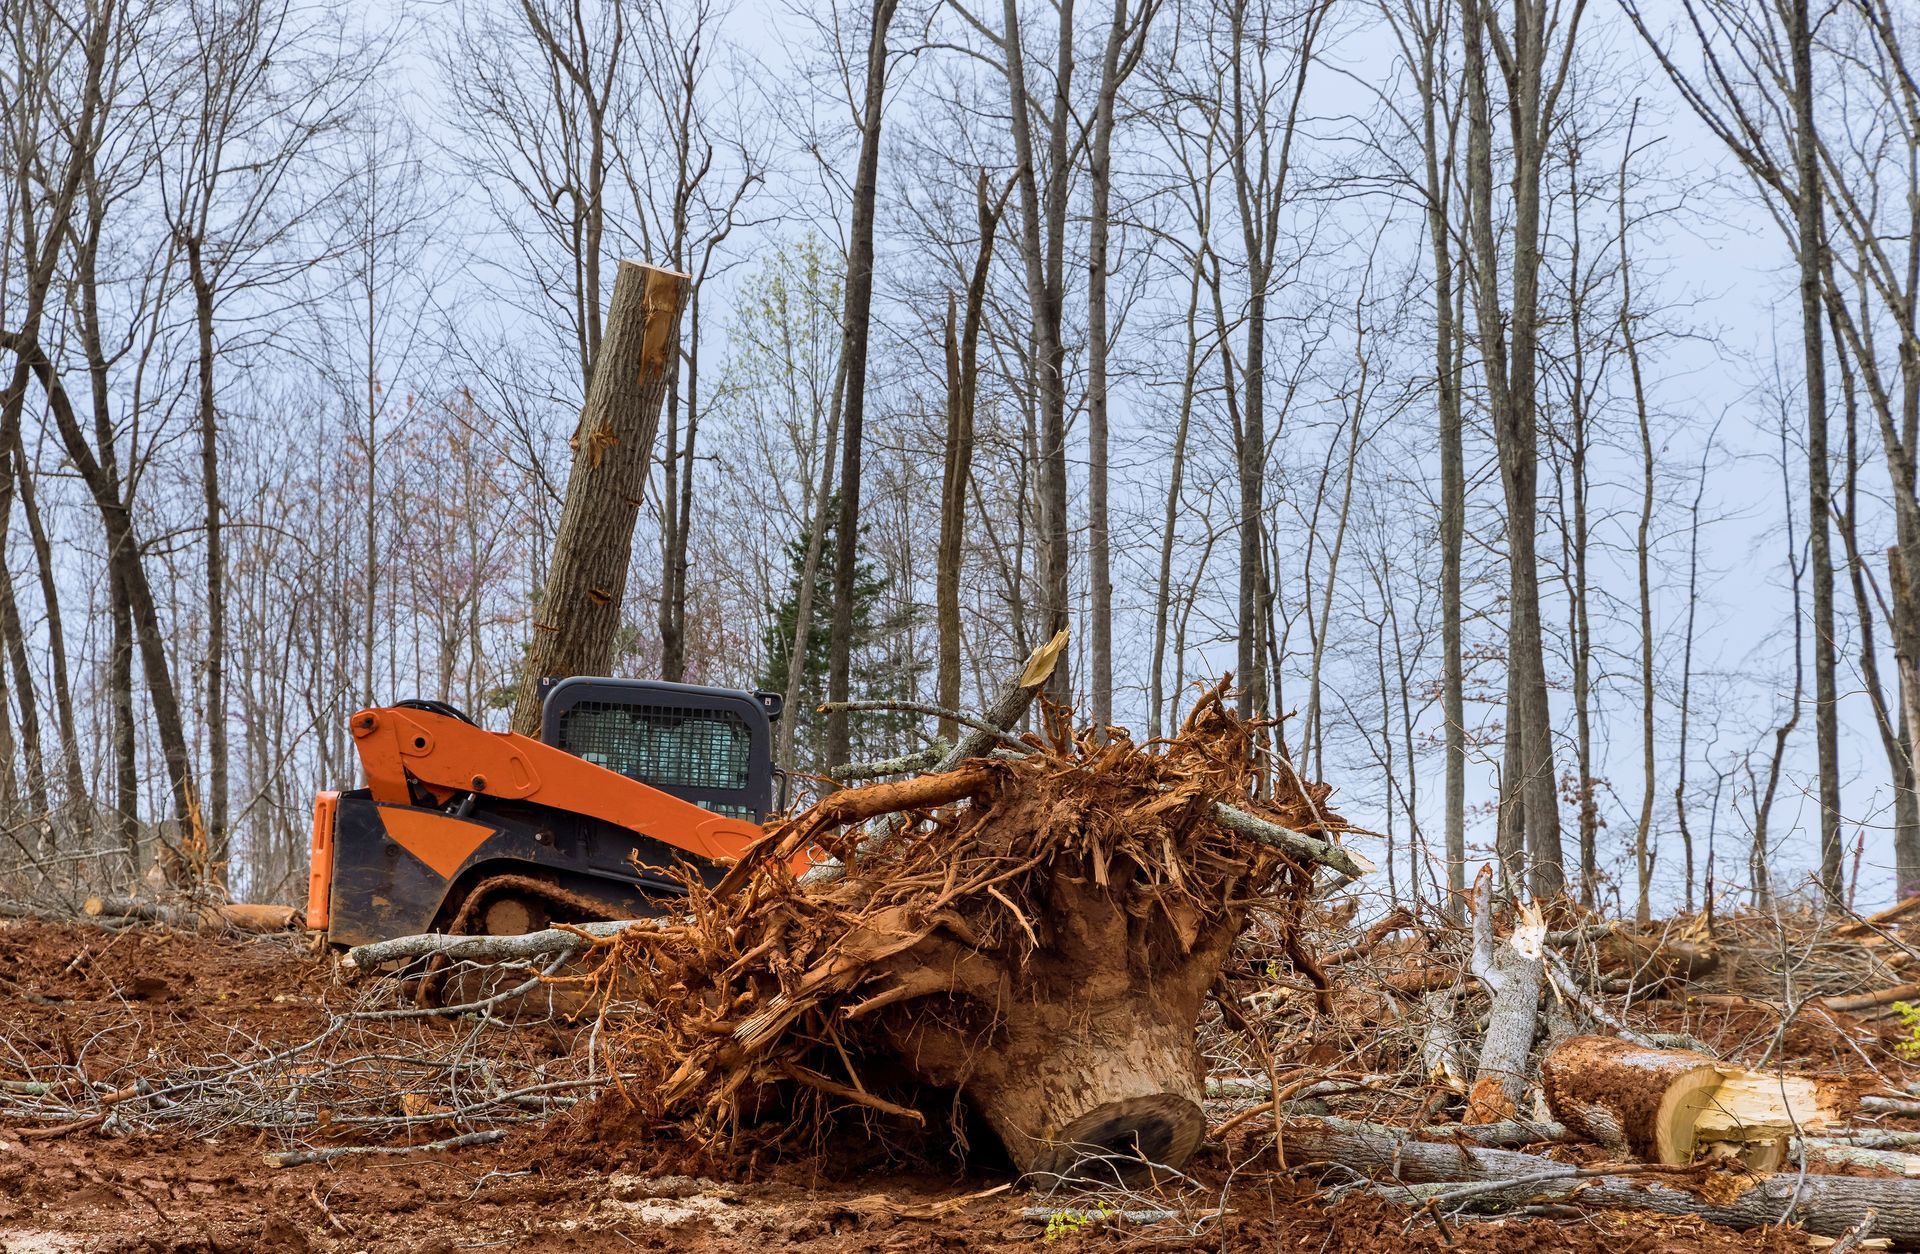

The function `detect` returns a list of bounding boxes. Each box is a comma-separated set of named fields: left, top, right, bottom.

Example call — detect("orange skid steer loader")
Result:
left=307, top=677, right=790, bottom=947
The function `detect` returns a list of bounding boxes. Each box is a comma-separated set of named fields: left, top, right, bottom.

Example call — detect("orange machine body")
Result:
left=307, top=699, right=806, bottom=945
left=345, top=705, right=767, bottom=863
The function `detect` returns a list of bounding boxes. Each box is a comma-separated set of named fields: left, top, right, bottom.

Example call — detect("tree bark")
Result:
left=511, top=262, right=689, bottom=735
left=1458, top=0, right=1569, bottom=897
left=1413, top=3, right=1469, bottom=917
left=1789, top=0, right=1842, bottom=901
left=1276, top=1116, right=1920, bottom=1241
left=823, top=0, right=899, bottom=771
left=936, top=176, right=1006, bottom=747
left=778, top=356, right=844, bottom=775
left=1539, top=1035, right=1726, bottom=1163
left=187, top=242, right=228, bottom=868
left=4, top=424, right=88, bottom=845
left=1149, top=256, right=1204, bottom=743
left=996, top=0, right=1075, bottom=707
left=7, top=336, right=193, bottom=832
left=1467, top=864, right=1543, bottom=1121
left=1619, top=108, right=1657, bottom=927
left=1084, top=0, right=1153, bottom=734
left=0, top=446, right=50, bottom=839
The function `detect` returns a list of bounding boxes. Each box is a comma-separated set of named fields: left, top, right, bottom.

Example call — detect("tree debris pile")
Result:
left=577, top=686, right=1354, bottom=1178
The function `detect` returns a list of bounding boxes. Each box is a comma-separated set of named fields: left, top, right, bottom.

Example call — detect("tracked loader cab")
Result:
left=307, top=678, right=787, bottom=948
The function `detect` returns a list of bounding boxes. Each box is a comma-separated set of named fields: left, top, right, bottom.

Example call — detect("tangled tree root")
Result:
left=571, top=679, right=1355, bottom=1178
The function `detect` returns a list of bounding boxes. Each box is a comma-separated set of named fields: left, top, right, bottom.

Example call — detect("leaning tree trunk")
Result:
left=512, top=262, right=688, bottom=735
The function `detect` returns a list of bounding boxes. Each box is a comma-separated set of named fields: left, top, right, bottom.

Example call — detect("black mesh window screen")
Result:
left=558, top=702, right=752, bottom=792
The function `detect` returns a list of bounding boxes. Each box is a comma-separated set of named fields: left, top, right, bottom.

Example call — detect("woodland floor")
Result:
left=0, top=920, right=1872, bottom=1253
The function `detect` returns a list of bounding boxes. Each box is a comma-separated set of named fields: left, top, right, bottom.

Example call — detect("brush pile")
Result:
left=571, top=681, right=1356, bottom=1178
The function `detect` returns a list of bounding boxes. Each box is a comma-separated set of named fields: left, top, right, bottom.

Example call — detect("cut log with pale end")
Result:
left=1542, top=1036, right=1845, bottom=1172
left=1539, top=1035, right=1724, bottom=1163
left=1693, top=1068, right=1844, bottom=1154
left=83, top=895, right=301, bottom=934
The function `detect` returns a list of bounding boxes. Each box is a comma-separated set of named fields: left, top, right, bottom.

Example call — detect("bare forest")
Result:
left=16, top=0, right=1920, bottom=1248
left=2, top=0, right=1915, bottom=921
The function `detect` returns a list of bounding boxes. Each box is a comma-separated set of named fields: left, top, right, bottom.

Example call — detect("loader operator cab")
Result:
left=308, top=677, right=791, bottom=948
left=537, top=677, right=788, bottom=822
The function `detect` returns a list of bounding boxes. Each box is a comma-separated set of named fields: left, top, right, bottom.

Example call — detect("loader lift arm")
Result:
left=309, top=686, right=787, bottom=948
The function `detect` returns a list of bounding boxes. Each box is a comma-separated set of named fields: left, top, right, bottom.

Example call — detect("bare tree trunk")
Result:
left=511, top=262, right=689, bottom=735
left=1620, top=107, right=1657, bottom=926
left=658, top=294, right=706, bottom=684
left=6, top=433, right=88, bottom=843
left=1459, top=0, right=1570, bottom=898
left=1675, top=440, right=1711, bottom=911
left=936, top=176, right=1006, bottom=746
left=1404, top=0, right=1470, bottom=915
left=1788, top=0, right=1842, bottom=901
left=1083, top=0, right=1154, bottom=733
left=996, top=0, right=1075, bottom=707
left=187, top=243, right=227, bottom=868
left=779, top=357, right=844, bottom=775
left=1150, top=256, right=1206, bottom=743
left=0, top=449, right=50, bottom=839
left=824, top=0, right=899, bottom=771
left=77, top=191, right=141, bottom=863
left=14, top=339, right=193, bottom=830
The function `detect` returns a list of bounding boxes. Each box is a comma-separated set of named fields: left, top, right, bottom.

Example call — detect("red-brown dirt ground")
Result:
left=0, top=920, right=1833, bottom=1251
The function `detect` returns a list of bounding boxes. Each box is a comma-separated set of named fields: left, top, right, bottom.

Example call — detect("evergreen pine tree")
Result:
left=762, top=497, right=918, bottom=773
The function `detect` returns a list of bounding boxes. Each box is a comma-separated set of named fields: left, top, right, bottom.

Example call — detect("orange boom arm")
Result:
left=348, top=705, right=766, bottom=864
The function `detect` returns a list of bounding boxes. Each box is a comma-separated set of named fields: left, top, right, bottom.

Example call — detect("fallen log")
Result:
left=1278, top=1114, right=1920, bottom=1241
left=1798, top=1137, right=1920, bottom=1176
left=1540, top=1035, right=1842, bottom=1171
left=341, top=918, right=656, bottom=971
left=1838, top=893, right=1920, bottom=937
left=83, top=895, right=300, bottom=934
left=1822, top=982, right=1920, bottom=1013
left=1539, top=1035, right=1724, bottom=1162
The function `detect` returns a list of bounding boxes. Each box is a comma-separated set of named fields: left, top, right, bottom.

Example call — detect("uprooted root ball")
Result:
left=567, top=683, right=1354, bottom=1178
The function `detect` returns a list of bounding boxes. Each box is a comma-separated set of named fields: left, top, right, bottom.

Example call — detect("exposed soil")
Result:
left=0, top=920, right=1837, bottom=1251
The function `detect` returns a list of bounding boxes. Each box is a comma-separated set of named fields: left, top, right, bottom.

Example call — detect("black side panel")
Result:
left=324, top=790, right=712, bottom=949
left=537, top=677, right=777, bottom=821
